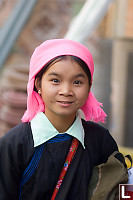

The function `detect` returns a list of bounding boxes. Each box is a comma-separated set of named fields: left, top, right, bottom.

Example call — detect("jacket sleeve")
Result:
left=0, top=123, right=34, bottom=200
left=0, top=134, right=22, bottom=199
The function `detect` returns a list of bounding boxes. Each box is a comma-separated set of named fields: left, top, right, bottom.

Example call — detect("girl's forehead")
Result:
left=41, top=56, right=91, bottom=84
left=46, top=56, right=78, bottom=68
left=44, top=58, right=84, bottom=73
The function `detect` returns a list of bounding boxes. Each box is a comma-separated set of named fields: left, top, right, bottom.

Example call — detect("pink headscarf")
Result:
left=22, top=39, right=106, bottom=123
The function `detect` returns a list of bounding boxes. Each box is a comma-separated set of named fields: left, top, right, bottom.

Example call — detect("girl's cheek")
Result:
left=80, top=93, right=89, bottom=106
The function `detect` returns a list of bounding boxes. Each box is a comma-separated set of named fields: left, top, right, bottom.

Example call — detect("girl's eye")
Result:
left=74, top=80, right=82, bottom=85
left=52, top=79, right=59, bottom=83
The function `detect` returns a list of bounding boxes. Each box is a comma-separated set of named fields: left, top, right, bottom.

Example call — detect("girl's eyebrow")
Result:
left=48, top=72, right=59, bottom=76
left=74, top=73, right=86, bottom=78
left=48, top=72, right=86, bottom=78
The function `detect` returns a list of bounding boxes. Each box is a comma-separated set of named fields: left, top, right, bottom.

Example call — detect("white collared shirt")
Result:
left=30, top=110, right=85, bottom=148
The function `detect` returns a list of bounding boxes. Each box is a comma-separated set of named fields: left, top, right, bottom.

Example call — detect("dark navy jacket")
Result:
left=0, top=120, right=118, bottom=200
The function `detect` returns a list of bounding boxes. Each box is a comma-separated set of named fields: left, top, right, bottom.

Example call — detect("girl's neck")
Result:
left=44, top=112, right=76, bottom=133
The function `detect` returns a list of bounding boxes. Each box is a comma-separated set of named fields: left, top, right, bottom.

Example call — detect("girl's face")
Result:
left=36, top=58, right=91, bottom=122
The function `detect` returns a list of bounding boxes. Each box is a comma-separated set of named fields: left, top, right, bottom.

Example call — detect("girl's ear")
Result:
left=90, top=81, right=92, bottom=89
left=88, top=81, right=92, bottom=93
left=35, top=77, right=41, bottom=93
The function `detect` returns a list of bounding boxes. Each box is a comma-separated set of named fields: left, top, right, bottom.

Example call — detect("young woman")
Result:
left=0, top=39, right=118, bottom=200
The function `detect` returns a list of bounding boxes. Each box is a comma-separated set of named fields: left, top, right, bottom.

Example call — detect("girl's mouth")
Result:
left=57, top=101, right=73, bottom=106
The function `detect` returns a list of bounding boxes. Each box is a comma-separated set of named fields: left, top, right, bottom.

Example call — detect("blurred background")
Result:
left=0, top=0, right=133, bottom=155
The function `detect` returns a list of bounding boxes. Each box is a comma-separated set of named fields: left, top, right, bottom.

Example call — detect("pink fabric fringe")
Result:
left=81, top=91, right=107, bottom=123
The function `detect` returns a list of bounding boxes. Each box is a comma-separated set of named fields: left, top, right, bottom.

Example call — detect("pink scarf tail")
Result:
left=81, top=91, right=107, bottom=123
left=22, top=79, right=44, bottom=122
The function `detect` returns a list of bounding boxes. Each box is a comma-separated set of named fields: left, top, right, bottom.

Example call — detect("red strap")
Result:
left=51, top=138, right=79, bottom=200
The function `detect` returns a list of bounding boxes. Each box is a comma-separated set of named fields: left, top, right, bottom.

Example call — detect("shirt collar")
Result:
left=30, top=110, right=85, bottom=148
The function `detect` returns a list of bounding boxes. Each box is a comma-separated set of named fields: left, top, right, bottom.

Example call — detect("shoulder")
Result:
left=0, top=123, right=34, bottom=169
left=0, top=122, right=33, bottom=146
left=82, top=120, right=118, bottom=165
left=0, top=123, right=34, bottom=158
left=82, top=120, right=110, bottom=141
left=83, top=120, right=112, bottom=149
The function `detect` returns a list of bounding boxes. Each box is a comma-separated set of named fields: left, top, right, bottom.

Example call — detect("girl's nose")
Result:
left=59, top=83, right=73, bottom=96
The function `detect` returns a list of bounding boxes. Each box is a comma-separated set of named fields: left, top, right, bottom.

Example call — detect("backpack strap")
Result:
left=51, top=138, right=79, bottom=200
left=125, top=154, right=132, bottom=169
left=113, top=151, right=128, bottom=169
left=20, top=143, right=44, bottom=186
left=113, top=151, right=132, bottom=169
